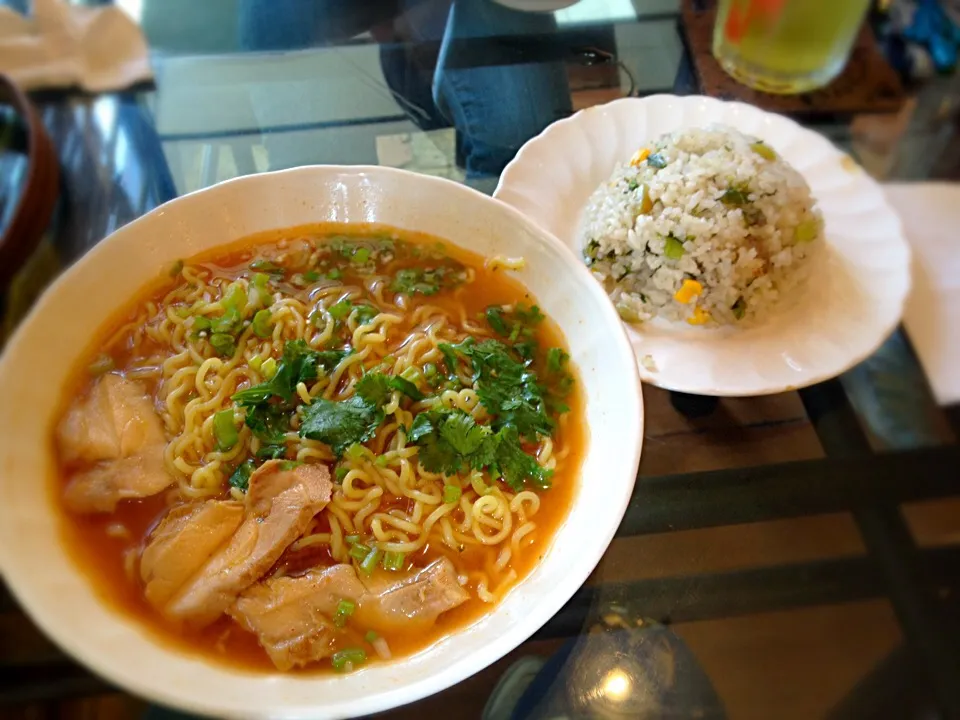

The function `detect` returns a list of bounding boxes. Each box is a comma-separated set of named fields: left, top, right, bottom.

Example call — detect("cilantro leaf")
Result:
left=415, top=432, right=462, bottom=475
left=315, top=349, right=348, bottom=372
left=388, top=375, right=425, bottom=401
left=228, top=461, right=255, bottom=491
left=256, top=443, right=287, bottom=460
left=492, top=425, right=553, bottom=491
left=439, top=412, right=491, bottom=456
left=407, top=408, right=548, bottom=489
left=299, top=395, right=382, bottom=457
left=443, top=338, right=553, bottom=441
left=391, top=264, right=465, bottom=296
left=355, top=373, right=392, bottom=406
left=484, top=304, right=543, bottom=343
left=355, top=304, right=379, bottom=325
left=233, top=341, right=345, bottom=406
left=409, top=409, right=469, bottom=474
left=243, top=403, right=288, bottom=444
left=485, top=306, right=509, bottom=335
left=356, top=372, right=425, bottom=405
left=408, top=412, right=435, bottom=443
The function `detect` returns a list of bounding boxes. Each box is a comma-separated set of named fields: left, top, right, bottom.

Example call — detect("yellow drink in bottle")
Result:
left=713, top=0, right=872, bottom=94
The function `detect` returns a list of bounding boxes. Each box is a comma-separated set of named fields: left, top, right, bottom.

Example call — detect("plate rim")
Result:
left=495, top=94, right=913, bottom=397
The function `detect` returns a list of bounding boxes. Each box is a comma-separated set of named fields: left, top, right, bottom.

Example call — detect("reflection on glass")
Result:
left=495, top=610, right=726, bottom=719
left=237, top=0, right=571, bottom=179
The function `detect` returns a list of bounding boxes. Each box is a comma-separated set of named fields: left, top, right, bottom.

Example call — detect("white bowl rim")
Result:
left=0, top=165, right=644, bottom=719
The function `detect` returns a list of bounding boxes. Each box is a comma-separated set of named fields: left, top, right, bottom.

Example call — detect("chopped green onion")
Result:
left=249, top=355, right=263, bottom=372
left=345, top=534, right=362, bottom=545
left=250, top=259, right=284, bottom=275
left=303, top=270, right=320, bottom=282
left=345, top=443, right=366, bottom=462
left=192, top=316, right=212, bottom=333
left=88, top=354, right=115, bottom=376
left=381, top=354, right=396, bottom=366
left=364, top=630, right=379, bottom=643
left=720, top=187, right=750, bottom=206
left=333, top=598, right=357, bottom=627
left=209, top=333, right=236, bottom=357
left=349, top=543, right=370, bottom=561
left=335, top=466, right=349, bottom=482
left=261, top=357, right=277, bottom=379
left=251, top=309, right=273, bottom=338
left=331, top=648, right=366, bottom=672
left=443, top=484, right=462, bottom=504
left=252, top=272, right=270, bottom=288
left=663, top=236, right=685, bottom=260
left=223, top=283, right=247, bottom=313
left=329, top=299, right=353, bottom=321
left=382, top=551, right=405, bottom=572
left=213, top=409, right=238, bottom=451
left=546, top=348, right=568, bottom=373
left=423, top=363, right=438, bottom=383
left=374, top=455, right=388, bottom=468
left=400, top=366, right=421, bottom=383
left=354, top=304, right=378, bottom=326
left=352, top=247, right=370, bottom=264
left=360, top=547, right=383, bottom=575
left=327, top=268, right=342, bottom=281
left=751, top=141, right=777, bottom=161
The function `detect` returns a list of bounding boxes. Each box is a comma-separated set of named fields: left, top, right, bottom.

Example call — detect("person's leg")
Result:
left=378, top=0, right=453, bottom=133
left=432, top=0, right=572, bottom=178
left=237, top=0, right=324, bottom=51
left=238, top=0, right=400, bottom=51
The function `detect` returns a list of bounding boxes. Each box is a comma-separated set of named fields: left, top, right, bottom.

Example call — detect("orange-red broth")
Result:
left=53, top=225, right=585, bottom=673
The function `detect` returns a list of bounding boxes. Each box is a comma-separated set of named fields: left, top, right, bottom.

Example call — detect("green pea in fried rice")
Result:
left=580, top=125, right=823, bottom=327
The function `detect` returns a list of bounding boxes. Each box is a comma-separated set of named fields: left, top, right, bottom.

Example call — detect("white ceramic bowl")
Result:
left=495, top=95, right=913, bottom=396
left=0, top=167, right=642, bottom=719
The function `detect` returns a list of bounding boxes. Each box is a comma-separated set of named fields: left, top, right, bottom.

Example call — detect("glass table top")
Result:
left=2, top=1, right=960, bottom=718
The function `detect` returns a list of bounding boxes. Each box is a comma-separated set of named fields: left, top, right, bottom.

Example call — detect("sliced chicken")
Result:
left=58, top=373, right=165, bottom=464
left=62, top=454, right=172, bottom=514
left=140, top=500, right=245, bottom=608
left=57, top=373, right=172, bottom=513
left=164, top=462, right=332, bottom=627
left=356, top=557, right=469, bottom=632
left=245, top=460, right=330, bottom=515
left=230, top=564, right=365, bottom=670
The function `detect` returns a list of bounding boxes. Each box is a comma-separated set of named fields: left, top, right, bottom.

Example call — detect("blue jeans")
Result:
left=238, top=0, right=572, bottom=179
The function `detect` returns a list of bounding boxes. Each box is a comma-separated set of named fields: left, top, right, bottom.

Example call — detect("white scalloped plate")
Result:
left=495, top=95, right=912, bottom=396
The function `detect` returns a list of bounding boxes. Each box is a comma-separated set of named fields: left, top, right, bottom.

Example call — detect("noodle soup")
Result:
left=55, top=224, right=584, bottom=673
